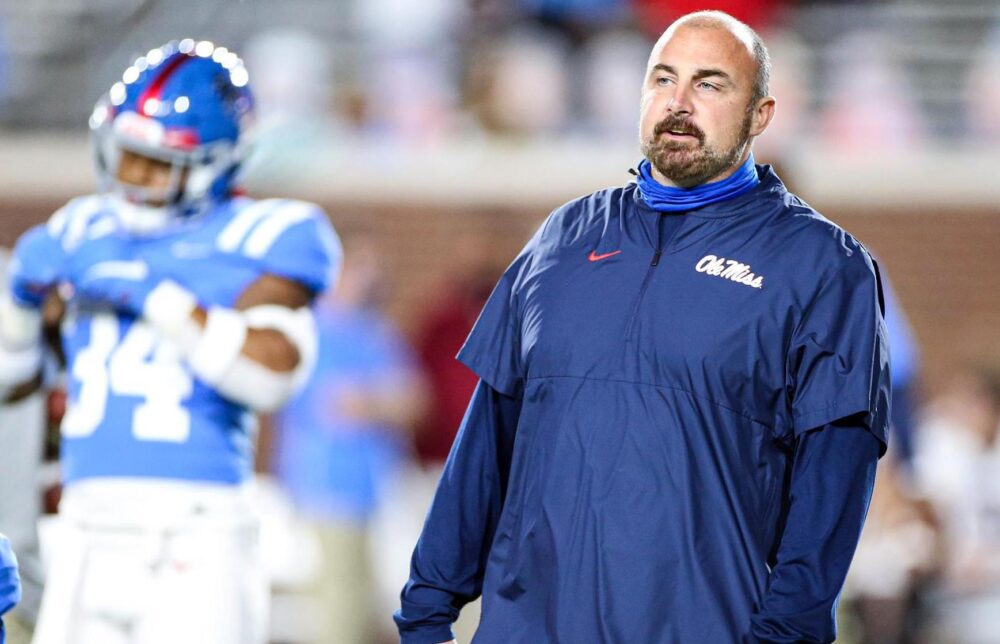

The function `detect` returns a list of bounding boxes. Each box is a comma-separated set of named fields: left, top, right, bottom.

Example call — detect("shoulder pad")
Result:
left=215, top=198, right=342, bottom=294
left=47, top=195, right=116, bottom=252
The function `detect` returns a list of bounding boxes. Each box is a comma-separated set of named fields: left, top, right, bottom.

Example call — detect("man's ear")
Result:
left=750, top=96, right=776, bottom=138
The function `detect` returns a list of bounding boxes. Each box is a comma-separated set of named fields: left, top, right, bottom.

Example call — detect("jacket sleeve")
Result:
left=394, top=379, right=521, bottom=643
left=785, top=247, right=890, bottom=452
left=748, top=420, right=881, bottom=643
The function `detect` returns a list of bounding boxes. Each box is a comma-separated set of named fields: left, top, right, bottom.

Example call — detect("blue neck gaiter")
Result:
left=635, top=154, right=760, bottom=212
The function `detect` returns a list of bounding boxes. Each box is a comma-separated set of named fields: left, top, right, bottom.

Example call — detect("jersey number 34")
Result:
left=62, top=314, right=194, bottom=442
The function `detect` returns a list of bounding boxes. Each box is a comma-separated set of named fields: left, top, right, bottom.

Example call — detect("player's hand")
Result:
left=0, top=532, right=21, bottom=616
left=9, top=225, right=67, bottom=307
left=67, top=234, right=158, bottom=317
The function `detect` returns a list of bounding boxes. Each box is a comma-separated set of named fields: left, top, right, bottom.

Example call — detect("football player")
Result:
left=0, top=533, right=20, bottom=644
left=0, top=246, right=46, bottom=644
left=1, top=40, right=341, bottom=644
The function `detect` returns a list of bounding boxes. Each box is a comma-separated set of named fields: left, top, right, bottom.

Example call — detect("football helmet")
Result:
left=89, top=39, right=255, bottom=234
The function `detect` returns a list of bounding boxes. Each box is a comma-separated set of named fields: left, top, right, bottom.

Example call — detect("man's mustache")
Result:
left=653, top=116, right=705, bottom=142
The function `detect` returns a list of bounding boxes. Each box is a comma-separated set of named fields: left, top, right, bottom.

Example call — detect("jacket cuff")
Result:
left=399, top=624, right=456, bottom=644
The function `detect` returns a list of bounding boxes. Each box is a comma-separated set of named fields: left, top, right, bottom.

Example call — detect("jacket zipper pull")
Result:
left=651, top=213, right=665, bottom=266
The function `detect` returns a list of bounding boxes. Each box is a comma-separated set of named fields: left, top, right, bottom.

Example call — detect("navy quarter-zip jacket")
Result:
left=396, top=166, right=890, bottom=643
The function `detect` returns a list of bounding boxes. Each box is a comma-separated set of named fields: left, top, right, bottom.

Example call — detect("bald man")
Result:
left=395, top=11, right=889, bottom=643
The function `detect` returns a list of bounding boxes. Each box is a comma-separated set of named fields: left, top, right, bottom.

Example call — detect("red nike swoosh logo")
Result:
left=588, top=250, right=622, bottom=262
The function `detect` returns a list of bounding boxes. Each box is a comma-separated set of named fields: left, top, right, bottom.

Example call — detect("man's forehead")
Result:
left=648, top=22, right=755, bottom=72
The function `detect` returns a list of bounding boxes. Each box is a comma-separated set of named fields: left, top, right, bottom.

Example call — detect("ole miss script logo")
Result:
left=695, top=254, right=764, bottom=289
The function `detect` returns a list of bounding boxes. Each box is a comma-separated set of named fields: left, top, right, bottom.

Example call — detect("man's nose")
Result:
left=666, top=82, right=694, bottom=115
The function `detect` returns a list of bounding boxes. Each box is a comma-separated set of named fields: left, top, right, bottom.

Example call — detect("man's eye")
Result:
left=698, top=81, right=718, bottom=91
left=655, top=77, right=673, bottom=86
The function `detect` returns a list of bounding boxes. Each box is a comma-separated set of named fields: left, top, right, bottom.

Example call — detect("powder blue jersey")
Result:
left=48, top=195, right=341, bottom=486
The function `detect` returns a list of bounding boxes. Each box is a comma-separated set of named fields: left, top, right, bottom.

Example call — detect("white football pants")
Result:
left=32, top=478, right=267, bottom=644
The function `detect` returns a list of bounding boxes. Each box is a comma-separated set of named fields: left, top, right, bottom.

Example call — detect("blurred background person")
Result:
left=840, top=458, right=942, bottom=644
left=5, top=40, right=341, bottom=644
left=839, top=268, right=935, bottom=644
left=272, top=234, right=427, bottom=644
left=410, top=233, right=508, bottom=473
left=0, top=248, right=47, bottom=644
left=965, top=19, right=1000, bottom=142
left=913, top=367, right=1000, bottom=643
left=241, top=29, right=347, bottom=180
left=366, top=233, right=511, bottom=643
left=0, top=532, right=21, bottom=644
left=819, top=30, right=926, bottom=153
left=632, top=0, right=788, bottom=37
left=881, top=275, right=922, bottom=470
left=352, top=0, right=464, bottom=144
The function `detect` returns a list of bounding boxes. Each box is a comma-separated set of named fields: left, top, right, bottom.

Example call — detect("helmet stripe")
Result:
left=137, top=53, right=193, bottom=109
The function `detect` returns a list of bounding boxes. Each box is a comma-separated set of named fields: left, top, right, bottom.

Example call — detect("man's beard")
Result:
left=641, top=110, right=753, bottom=188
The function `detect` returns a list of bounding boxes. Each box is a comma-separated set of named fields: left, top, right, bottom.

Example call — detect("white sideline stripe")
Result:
left=241, top=202, right=314, bottom=258
left=216, top=199, right=286, bottom=252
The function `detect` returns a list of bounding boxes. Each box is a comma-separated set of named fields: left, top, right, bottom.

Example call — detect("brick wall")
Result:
left=835, top=208, right=1000, bottom=391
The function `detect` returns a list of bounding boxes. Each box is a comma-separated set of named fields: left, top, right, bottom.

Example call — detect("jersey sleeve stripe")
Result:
left=61, top=196, right=107, bottom=250
left=241, top=203, right=316, bottom=259
left=47, top=195, right=96, bottom=241
left=216, top=199, right=287, bottom=253
left=47, top=206, right=70, bottom=238
left=86, top=215, right=119, bottom=240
